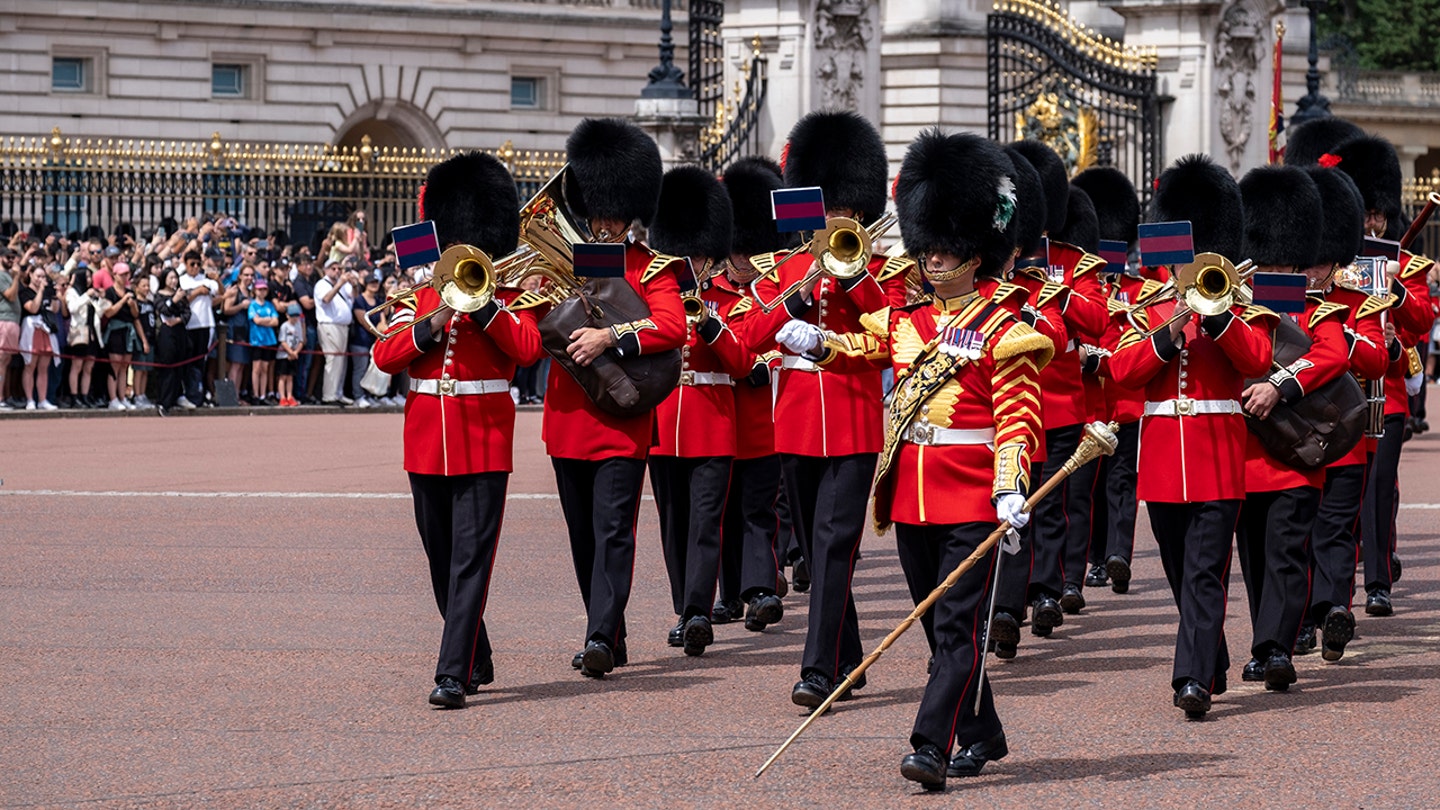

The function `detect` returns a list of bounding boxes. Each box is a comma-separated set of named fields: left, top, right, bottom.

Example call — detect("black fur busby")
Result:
left=782, top=110, right=889, bottom=226
left=1305, top=166, right=1365, bottom=267
left=1053, top=186, right=1100, bottom=253
left=1151, top=154, right=1244, bottom=260
left=894, top=130, right=1018, bottom=278
left=1283, top=116, right=1364, bottom=167
left=1008, top=140, right=1069, bottom=235
left=1002, top=145, right=1047, bottom=258
left=419, top=151, right=520, bottom=258
left=1071, top=167, right=1139, bottom=247
left=722, top=156, right=796, bottom=256
left=1331, top=135, right=1402, bottom=225
left=564, top=117, right=663, bottom=226
left=1239, top=165, right=1323, bottom=268
left=648, top=165, right=734, bottom=262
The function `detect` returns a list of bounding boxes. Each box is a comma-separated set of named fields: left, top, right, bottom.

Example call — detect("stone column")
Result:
left=634, top=96, right=708, bottom=167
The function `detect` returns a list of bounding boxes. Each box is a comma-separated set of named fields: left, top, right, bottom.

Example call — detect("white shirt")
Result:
left=178, top=271, right=218, bottom=330
left=314, top=276, right=354, bottom=326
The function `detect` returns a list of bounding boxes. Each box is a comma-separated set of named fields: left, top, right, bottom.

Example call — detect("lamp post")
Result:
left=641, top=0, right=692, bottom=99
left=1290, top=0, right=1332, bottom=125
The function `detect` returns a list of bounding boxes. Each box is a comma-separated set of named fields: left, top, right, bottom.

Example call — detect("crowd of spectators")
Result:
left=0, top=211, right=550, bottom=415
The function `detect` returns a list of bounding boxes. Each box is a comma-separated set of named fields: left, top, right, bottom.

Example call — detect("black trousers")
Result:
left=718, top=454, right=782, bottom=603
left=155, top=323, right=187, bottom=409
left=995, top=485, right=1034, bottom=619
left=1361, top=414, right=1404, bottom=593
left=649, top=455, right=733, bottom=619
left=780, top=452, right=876, bottom=681
left=408, top=471, right=508, bottom=685
left=1098, top=421, right=1139, bottom=564
left=896, top=522, right=1003, bottom=754
left=1236, top=486, right=1320, bottom=658
left=553, top=456, right=647, bottom=647
left=183, top=327, right=208, bottom=402
left=1031, top=423, right=1088, bottom=598
left=776, top=478, right=801, bottom=565
left=1148, top=500, right=1239, bottom=691
left=1309, top=463, right=1367, bottom=619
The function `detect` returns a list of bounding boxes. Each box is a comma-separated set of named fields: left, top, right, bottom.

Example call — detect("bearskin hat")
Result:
left=1239, top=165, right=1323, bottom=268
left=1151, top=154, right=1244, bottom=260
left=1283, top=116, right=1364, bottom=167
left=1305, top=166, right=1365, bottom=268
left=1008, top=140, right=1069, bottom=235
left=1331, top=135, right=1403, bottom=225
left=564, top=117, right=663, bottom=227
left=647, top=166, right=734, bottom=262
left=1053, top=186, right=1100, bottom=253
left=782, top=110, right=889, bottom=226
left=419, top=151, right=520, bottom=258
left=1002, top=145, right=1047, bottom=258
left=722, top=156, right=797, bottom=256
left=895, top=129, right=1019, bottom=278
left=1071, top=167, right=1139, bottom=247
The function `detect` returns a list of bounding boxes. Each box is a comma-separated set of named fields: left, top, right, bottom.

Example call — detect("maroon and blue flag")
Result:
left=572, top=242, right=627, bottom=278
left=1250, top=272, right=1307, bottom=315
left=1361, top=236, right=1401, bottom=261
left=392, top=221, right=441, bottom=270
left=1138, top=221, right=1195, bottom=267
left=1098, top=239, right=1129, bottom=274
left=771, top=187, right=828, bottom=232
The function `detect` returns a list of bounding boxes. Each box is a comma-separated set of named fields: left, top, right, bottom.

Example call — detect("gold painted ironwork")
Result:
left=992, top=0, right=1156, bottom=71
left=1014, top=86, right=1101, bottom=176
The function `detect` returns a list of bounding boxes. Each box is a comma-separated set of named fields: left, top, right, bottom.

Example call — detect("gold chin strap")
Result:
left=924, top=256, right=981, bottom=284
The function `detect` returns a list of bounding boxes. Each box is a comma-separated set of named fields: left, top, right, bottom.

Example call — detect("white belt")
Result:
left=781, top=355, right=819, bottom=372
left=903, top=424, right=996, bottom=447
left=410, top=378, right=510, bottom=397
left=1143, top=398, right=1243, bottom=417
left=680, top=371, right=733, bottom=386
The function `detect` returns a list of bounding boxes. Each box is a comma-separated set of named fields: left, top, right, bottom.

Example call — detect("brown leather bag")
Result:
left=539, top=277, right=681, bottom=418
left=1244, top=316, right=1366, bottom=470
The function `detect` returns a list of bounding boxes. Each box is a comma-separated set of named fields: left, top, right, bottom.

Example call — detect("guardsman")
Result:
left=1072, top=166, right=1144, bottom=594
left=714, top=156, right=793, bottom=632
left=1232, top=165, right=1352, bottom=692
left=1296, top=165, right=1390, bottom=661
left=1329, top=135, right=1435, bottom=617
left=645, top=166, right=755, bottom=656
left=544, top=118, right=687, bottom=678
left=741, top=110, right=913, bottom=707
left=372, top=152, right=546, bottom=709
left=1109, top=155, right=1275, bottom=719
left=817, top=130, right=1050, bottom=791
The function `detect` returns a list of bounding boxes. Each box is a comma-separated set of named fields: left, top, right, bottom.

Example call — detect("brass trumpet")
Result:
left=362, top=244, right=499, bottom=341
left=1129, top=253, right=1251, bottom=338
left=751, top=212, right=899, bottom=312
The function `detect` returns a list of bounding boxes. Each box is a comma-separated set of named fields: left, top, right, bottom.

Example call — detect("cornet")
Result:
left=750, top=212, right=898, bottom=313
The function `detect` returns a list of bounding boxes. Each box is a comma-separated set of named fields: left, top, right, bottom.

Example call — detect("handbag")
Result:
left=1244, top=317, right=1366, bottom=470
left=360, top=357, right=392, bottom=397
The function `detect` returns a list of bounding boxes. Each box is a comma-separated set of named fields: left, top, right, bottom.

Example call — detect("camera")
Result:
left=256, top=239, right=269, bottom=249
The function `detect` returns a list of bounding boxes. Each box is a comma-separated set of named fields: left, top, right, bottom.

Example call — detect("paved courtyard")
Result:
left=2, top=410, right=1439, bottom=808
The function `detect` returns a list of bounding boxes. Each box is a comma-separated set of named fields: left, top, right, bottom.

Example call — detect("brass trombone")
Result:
left=361, top=244, right=500, bottom=341
left=1128, top=253, right=1251, bottom=338
left=750, top=212, right=899, bottom=312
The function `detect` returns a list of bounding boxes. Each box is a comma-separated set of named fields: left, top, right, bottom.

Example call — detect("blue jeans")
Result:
left=295, top=324, right=318, bottom=400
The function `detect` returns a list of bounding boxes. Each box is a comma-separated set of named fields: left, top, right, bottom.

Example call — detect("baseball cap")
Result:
left=254, top=278, right=268, bottom=289
left=286, top=303, right=301, bottom=316
left=104, top=246, right=121, bottom=258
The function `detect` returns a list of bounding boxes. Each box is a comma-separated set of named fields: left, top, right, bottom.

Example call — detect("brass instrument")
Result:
left=361, top=244, right=498, bottom=340
left=750, top=212, right=899, bottom=313
left=494, top=166, right=590, bottom=303
left=681, top=258, right=721, bottom=325
left=1130, top=254, right=1249, bottom=338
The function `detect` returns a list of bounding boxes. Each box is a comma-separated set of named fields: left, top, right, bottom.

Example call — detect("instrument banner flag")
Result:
left=1138, top=221, right=1195, bottom=267
left=1361, top=236, right=1402, bottom=261
left=1099, top=239, right=1129, bottom=274
left=572, top=242, right=627, bottom=278
left=1251, top=272, right=1307, bottom=314
left=392, top=221, right=441, bottom=270
left=771, top=187, right=828, bottom=232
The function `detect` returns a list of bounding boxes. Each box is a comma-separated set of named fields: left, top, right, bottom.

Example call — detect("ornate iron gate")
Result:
left=987, top=0, right=1160, bottom=207
left=689, top=0, right=726, bottom=126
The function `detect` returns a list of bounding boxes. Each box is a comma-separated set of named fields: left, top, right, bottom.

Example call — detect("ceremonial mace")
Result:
left=754, top=420, right=1120, bottom=779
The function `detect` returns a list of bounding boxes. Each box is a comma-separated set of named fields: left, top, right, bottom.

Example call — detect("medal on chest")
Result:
left=939, top=324, right=985, bottom=360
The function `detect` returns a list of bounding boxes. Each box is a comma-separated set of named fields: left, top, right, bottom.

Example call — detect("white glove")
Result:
left=777, top=319, right=823, bottom=355
left=1406, top=371, right=1424, bottom=397
left=996, top=493, right=1029, bottom=529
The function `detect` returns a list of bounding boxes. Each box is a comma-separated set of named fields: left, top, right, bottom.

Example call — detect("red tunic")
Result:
left=372, top=286, right=545, bottom=476
left=714, top=275, right=779, bottom=460
left=652, top=279, right=755, bottom=457
left=1242, top=298, right=1351, bottom=492
left=1324, top=286, right=1391, bottom=467
left=1011, top=257, right=1092, bottom=430
left=541, top=241, right=687, bottom=460
left=1109, top=302, right=1276, bottom=503
left=1095, top=275, right=1161, bottom=425
left=1380, top=251, right=1435, bottom=417
left=740, top=252, right=911, bottom=457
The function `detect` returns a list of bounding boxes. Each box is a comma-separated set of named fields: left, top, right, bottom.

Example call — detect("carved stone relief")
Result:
left=813, top=0, right=873, bottom=110
left=1213, top=0, right=1283, bottom=173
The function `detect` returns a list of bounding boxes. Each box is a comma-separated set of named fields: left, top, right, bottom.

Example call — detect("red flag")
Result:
left=1268, top=22, right=1286, bottom=165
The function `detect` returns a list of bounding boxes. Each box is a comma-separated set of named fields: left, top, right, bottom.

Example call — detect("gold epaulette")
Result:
left=993, top=321, right=1055, bottom=369
left=1106, top=297, right=1127, bottom=316
left=990, top=282, right=1029, bottom=307
left=1037, top=281, right=1069, bottom=307
left=1116, top=329, right=1148, bottom=350
left=1075, top=253, right=1107, bottom=277
left=641, top=252, right=681, bottom=284
left=1239, top=304, right=1278, bottom=324
left=859, top=307, right=891, bottom=338
left=1309, top=299, right=1350, bottom=329
left=1400, top=250, right=1434, bottom=281
left=1138, top=278, right=1166, bottom=299
left=1356, top=294, right=1394, bottom=320
left=507, top=290, right=550, bottom=311
left=728, top=296, right=754, bottom=318
left=1408, top=346, right=1424, bottom=375
left=876, top=254, right=916, bottom=283
left=750, top=251, right=784, bottom=281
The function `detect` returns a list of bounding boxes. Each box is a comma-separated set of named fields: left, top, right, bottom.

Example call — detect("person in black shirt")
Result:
left=132, top=273, right=158, bottom=407
left=102, top=264, right=146, bottom=410
left=17, top=264, right=59, bottom=410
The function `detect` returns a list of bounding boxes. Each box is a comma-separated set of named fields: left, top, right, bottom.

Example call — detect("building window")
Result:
left=212, top=63, right=248, bottom=98
left=52, top=57, right=89, bottom=92
left=511, top=76, right=543, bottom=109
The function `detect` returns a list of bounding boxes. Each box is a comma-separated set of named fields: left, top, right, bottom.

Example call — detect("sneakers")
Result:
left=134, top=394, right=153, bottom=408
left=338, top=396, right=355, bottom=406
left=108, top=398, right=128, bottom=411
left=0, top=401, right=11, bottom=411
left=355, top=396, right=372, bottom=409
left=38, top=400, right=58, bottom=411
left=176, top=396, right=198, bottom=410
left=24, top=400, right=36, bottom=411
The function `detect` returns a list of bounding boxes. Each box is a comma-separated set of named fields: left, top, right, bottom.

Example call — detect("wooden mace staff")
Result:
left=754, top=420, right=1121, bottom=779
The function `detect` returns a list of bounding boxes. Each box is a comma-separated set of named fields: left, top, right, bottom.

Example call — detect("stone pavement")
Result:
left=2, top=412, right=1438, bottom=808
